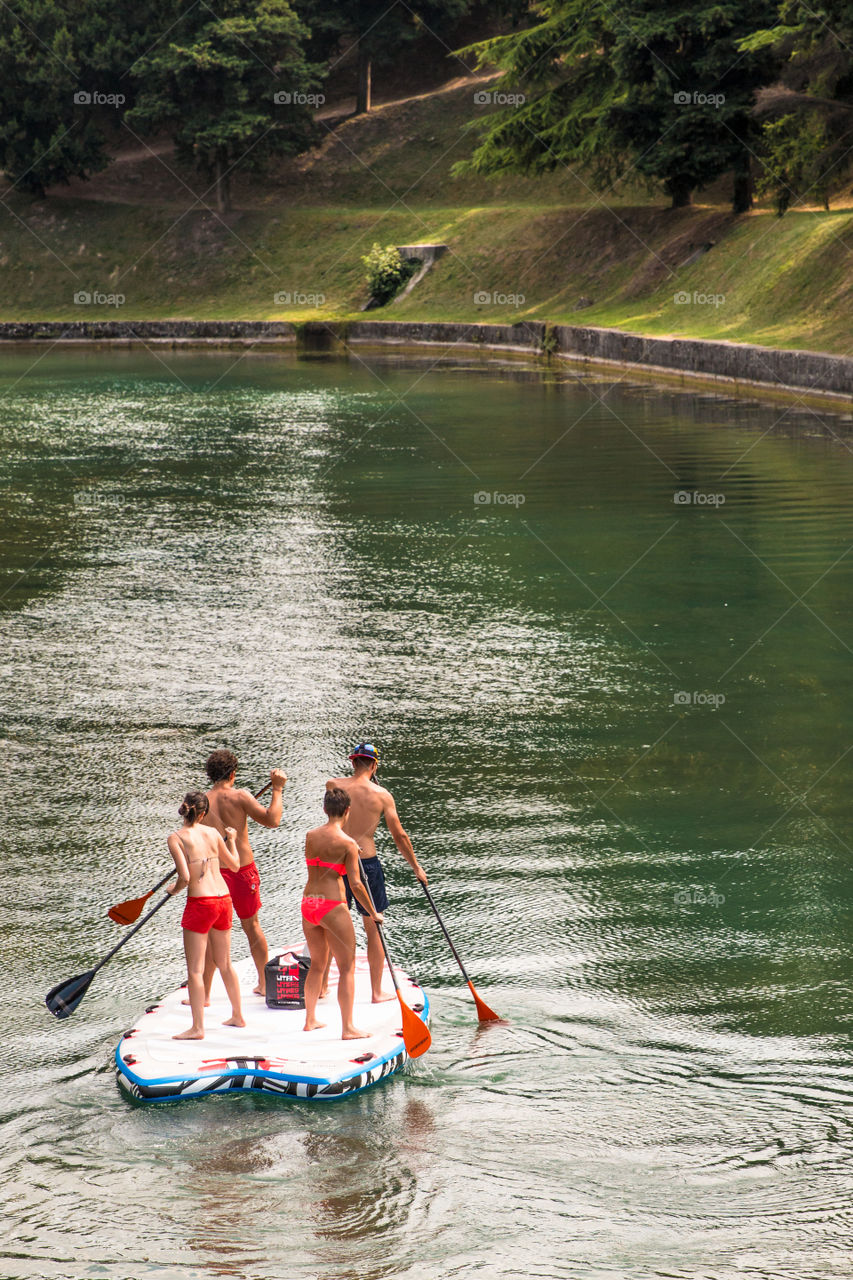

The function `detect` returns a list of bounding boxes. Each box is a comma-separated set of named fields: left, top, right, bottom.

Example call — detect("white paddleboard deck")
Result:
left=115, top=945, right=429, bottom=1103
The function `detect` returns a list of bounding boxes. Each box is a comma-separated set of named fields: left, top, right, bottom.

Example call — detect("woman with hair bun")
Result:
left=167, top=791, right=246, bottom=1040
left=300, top=787, right=383, bottom=1040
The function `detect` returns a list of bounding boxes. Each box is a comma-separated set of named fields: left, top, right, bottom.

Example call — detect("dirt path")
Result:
left=316, top=70, right=499, bottom=120
left=36, top=69, right=505, bottom=208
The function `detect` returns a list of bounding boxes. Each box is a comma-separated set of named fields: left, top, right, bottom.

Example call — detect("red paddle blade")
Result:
left=469, top=981, right=502, bottom=1023
left=107, top=891, right=153, bottom=925
left=399, top=995, right=432, bottom=1058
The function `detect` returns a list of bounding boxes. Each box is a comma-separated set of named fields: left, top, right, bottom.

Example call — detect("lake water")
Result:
left=3, top=348, right=853, bottom=1279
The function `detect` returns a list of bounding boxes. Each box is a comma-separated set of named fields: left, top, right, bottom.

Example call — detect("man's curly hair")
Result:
left=206, top=749, right=238, bottom=784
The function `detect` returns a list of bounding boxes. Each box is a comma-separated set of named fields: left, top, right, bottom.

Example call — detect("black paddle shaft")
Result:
left=356, top=855, right=402, bottom=996
left=110, top=869, right=174, bottom=913
left=93, top=890, right=174, bottom=973
left=112, top=783, right=271, bottom=915
left=45, top=890, right=174, bottom=1018
left=419, top=881, right=472, bottom=984
left=147, top=870, right=177, bottom=897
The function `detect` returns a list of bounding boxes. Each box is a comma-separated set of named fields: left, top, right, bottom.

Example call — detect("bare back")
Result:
left=203, top=787, right=256, bottom=864
left=326, top=773, right=390, bottom=858
left=168, top=825, right=231, bottom=897
left=303, top=823, right=360, bottom=901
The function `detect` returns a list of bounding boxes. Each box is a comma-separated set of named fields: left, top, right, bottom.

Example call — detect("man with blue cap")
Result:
left=326, top=741, right=427, bottom=1003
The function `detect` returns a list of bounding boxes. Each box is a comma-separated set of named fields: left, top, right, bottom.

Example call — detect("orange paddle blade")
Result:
left=469, top=981, right=502, bottom=1023
left=399, top=995, right=432, bottom=1058
left=107, top=891, right=153, bottom=926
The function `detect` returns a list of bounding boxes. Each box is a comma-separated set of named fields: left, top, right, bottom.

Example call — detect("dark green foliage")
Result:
left=0, top=0, right=111, bottom=194
left=460, top=0, right=779, bottom=212
left=744, top=1, right=853, bottom=213
left=757, top=113, right=832, bottom=213
left=293, top=0, right=473, bottom=113
left=608, top=1, right=779, bottom=212
left=126, top=0, right=320, bottom=211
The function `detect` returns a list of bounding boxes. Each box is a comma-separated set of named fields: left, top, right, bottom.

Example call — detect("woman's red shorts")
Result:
left=181, top=894, right=233, bottom=934
left=221, top=860, right=262, bottom=920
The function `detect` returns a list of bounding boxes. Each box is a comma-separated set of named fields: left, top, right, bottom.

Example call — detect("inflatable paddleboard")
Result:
left=115, top=945, right=429, bottom=1103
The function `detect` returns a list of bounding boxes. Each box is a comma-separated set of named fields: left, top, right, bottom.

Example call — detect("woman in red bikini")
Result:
left=301, top=787, right=383, bottom=1040
left=167, top=791, right=246, bottom=1041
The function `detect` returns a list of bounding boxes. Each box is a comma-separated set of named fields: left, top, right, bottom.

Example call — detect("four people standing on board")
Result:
left=166, top=740, right=423, bottom=1040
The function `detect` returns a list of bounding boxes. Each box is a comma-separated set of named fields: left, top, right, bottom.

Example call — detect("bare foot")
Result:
left=303, top=1019, right=326, bottom=1032
left=342, top=1026, right=368, bottom=1040
left=173, top=1027, right=204, bottom=1040
left=372, top=991, right=396, bottom=1004
left=253, top=985, right=264, bottom=996
left=181, top=997, right=210, bottom=1007
left=222, top=1015, right=246, bottom=1028
left=319, top=987, right=329, bottom=999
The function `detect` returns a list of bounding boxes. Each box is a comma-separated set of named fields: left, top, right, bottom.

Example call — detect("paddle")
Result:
left=419, top=881, right=502, bottom=1022
left=106, top=780, right=274, bottom=925
left=108, top=869, right=175, bottom=925
left=45, top=890, right=174, bottom=1019
left=358, top=856, right=431, bottom=1059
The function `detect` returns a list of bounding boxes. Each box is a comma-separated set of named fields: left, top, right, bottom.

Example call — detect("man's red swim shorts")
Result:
left=221, top=860, right=262, bottom=920
left=181, top=894, right=233, bottom=934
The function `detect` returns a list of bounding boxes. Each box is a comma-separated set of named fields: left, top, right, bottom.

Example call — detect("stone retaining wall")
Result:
left=343, top=320, right=853, bottom=399
left=1, top=318, right=850, bottom=399
left=549, top=325, right=853, bottom=399
left=343, top=319, right=547, bottom=353
left=0, top=320, right=297, bottom=342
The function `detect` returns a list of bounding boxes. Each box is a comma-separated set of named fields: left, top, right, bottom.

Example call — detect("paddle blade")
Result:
left=107, top=891, right=152, bottom=926
left=469, top=981, right=502, bottom=1023
left=399, top=995, right=432, bottom=1059
left=45, top=969, right=96, bottom=1019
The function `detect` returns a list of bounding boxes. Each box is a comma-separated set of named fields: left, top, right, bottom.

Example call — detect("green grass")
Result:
left=2, top=81, right=852, bottom=354
left=581, top=211, right=853, bottom=352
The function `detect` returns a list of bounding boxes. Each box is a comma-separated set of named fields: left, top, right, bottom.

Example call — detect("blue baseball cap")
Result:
left=349, top=741, right=379, bottom=763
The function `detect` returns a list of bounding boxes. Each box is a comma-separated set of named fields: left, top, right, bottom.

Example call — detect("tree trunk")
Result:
left=732, top=161, right=753, bottom=214
left=215, top=153, right=231, bottom=215
left=356, top=39, right=372, bottom=115
left=668, top=178, right=693, bottom=208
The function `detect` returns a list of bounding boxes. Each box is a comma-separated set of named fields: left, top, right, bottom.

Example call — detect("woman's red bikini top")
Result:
left=305, top=856, right=347, bottom=875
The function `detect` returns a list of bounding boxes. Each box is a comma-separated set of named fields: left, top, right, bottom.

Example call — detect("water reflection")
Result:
left=5, top=350, right=853, bottom=1279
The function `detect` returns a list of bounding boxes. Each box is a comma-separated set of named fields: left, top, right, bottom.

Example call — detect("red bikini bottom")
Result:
left=301, top=896, right=344, bottom=927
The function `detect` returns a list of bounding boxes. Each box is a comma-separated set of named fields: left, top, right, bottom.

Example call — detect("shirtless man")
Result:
left=326, top=741, right=426, bottom=1003
left=201, top=749, right=287, bottom=996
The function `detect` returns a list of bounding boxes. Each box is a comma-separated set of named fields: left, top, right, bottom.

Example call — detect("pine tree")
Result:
left=0, top=0, right=111, bottom=196
left=127, top=0, right=320, bottom=213
left=460, top=0, right=778, bottom=213
left=742, top=0, right=853, bottom=213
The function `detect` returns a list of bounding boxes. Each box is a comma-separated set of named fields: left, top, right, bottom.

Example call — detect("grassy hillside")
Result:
left=2, top=79, right=852, bottom=354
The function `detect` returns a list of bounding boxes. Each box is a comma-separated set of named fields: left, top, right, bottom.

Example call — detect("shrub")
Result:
left=362, top=243, right=417, bottom=306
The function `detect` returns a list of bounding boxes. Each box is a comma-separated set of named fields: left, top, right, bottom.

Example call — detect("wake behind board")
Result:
left=116, top=945, right=429, bottom=1103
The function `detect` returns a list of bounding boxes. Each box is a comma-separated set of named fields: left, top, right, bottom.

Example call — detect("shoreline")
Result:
left=1, top=319, right=850, bottom=407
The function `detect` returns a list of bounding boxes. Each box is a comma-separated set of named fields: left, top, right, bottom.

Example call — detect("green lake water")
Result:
left=3, top=348, right=853, bottom=1279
